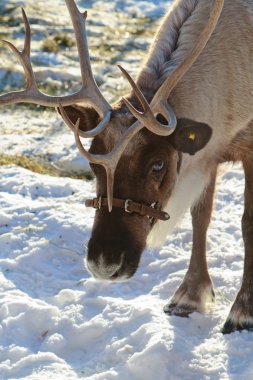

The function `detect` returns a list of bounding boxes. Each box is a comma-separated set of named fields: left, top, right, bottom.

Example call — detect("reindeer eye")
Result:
left=152, top=161, right=164, bottom=172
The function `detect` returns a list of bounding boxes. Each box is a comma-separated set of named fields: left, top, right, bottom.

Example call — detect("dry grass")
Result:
left=0, top=154, right=93, bottom=180
left=42, top=32, right=75, bottom=53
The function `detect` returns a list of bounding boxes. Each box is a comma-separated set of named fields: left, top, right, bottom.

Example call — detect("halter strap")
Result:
left=85, top=197, right=170, bottom=222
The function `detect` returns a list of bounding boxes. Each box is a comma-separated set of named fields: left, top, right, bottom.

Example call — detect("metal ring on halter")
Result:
left=124, top=199, right=133, bottom=214
left=98, top=196, right=102, bottom=210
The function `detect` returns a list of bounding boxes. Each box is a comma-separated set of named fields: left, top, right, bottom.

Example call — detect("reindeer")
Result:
left=1, top=0, right=253, bottom=334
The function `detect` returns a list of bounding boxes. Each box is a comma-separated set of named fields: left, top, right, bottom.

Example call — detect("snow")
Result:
left=0, top=162, right=253, bottom=380
left=94, top=0, right=167, bottom=18
left=0, top=109, right=91, bottom=174
left=1, top=0, right=168, bottom=17
left=1, top=0, right=253, bottom=379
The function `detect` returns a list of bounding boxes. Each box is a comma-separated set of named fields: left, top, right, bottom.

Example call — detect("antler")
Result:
left=0, top=0, right=112, bottom=135
left=118, top=65, right=177, bottom=136
left=63, top=0, right=224, bottom=212
left=120, top=0, right=224, bottom=135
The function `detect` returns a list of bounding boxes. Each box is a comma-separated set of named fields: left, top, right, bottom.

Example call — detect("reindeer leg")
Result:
left=222, top=157, right=253, bottom=333
left=164, top=168, right=217, bottom=317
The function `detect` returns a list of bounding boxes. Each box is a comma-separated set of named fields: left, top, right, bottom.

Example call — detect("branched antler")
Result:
left=0, top=0, right=112, bottom=128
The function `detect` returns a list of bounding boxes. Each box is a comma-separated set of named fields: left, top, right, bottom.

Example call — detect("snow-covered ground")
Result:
left=1, top=0, right=253, bottom=379
left=0, top=108, right=91, bottom=174
left=1, top=163, right=252, bottom=380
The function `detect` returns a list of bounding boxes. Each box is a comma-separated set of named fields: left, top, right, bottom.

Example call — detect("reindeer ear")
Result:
left=57, top=105, right=100, bottom=132
left=170, top=118, right=212, bottom=155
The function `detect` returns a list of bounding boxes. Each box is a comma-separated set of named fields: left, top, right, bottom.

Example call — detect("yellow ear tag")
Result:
left=188, top=132, right=196, bottom=141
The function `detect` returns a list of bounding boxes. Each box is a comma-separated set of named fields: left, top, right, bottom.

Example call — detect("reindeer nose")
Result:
left=86, top=241, right=125, bottom=281
left=86, top=255, right=124, bottom=280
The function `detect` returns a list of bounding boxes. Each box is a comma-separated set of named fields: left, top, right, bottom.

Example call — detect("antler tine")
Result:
left=21, top=8, right=31, bottom=57
left=105, top=168, right=115, bottom=212
left=65, top=0, right=111, bottom=117
left=118, top=65, right=149, bottom=112
left=119, top=66, right=177, bottom=136
left=68, top=107, right=116, bottom=212
left=73, top=118, right=116, bottom=212
left=2, top=8, right=35, bottom=91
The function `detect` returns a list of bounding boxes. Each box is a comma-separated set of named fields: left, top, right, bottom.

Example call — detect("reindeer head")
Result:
left=0, top=0, right=223, bottom=281
left=58, top=99, right=212, bottom=280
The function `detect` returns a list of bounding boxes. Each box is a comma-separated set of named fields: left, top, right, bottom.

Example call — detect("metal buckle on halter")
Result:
left=147, top=202, right=157, bottom=224
left=98, top=196, right=102, bottom=209
left=125, top=199, right=133, bottom=213
left=94, top=196, right=102, bottom=210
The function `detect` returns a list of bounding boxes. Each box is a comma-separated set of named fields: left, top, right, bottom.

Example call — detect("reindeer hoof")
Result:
left=163, top=302, right=196, bottom=317
left=222, top=319, right=253, bottom=334
left=164, top=280, right=215, bottom=318
left=222, top=291, right=253, bottom=334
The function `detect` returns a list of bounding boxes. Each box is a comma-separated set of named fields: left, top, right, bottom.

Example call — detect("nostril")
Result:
left=110, top=270, right=120, bottom=280
left=109, top=253, right=125, bottom=279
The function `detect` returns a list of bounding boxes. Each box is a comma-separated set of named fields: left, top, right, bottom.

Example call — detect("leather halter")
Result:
left=85, top=197, right=170, bottom=222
